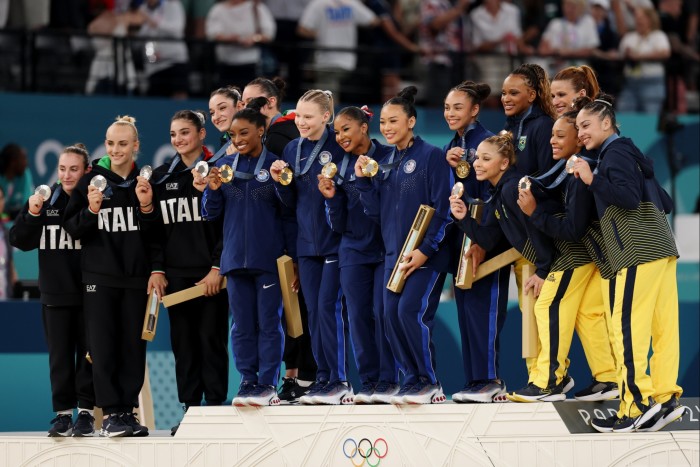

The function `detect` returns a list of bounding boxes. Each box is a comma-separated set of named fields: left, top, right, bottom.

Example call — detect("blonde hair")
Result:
left=111, top=115, right=139, bottom=140
left=298, top=90, right=335, bottom=124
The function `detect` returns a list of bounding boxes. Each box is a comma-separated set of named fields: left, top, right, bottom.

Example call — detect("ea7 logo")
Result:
left=46, top=210, right=60, bottom=217
left=86, top=285, right=97, bottom=292
left=166, top=183, right=179, bottom=190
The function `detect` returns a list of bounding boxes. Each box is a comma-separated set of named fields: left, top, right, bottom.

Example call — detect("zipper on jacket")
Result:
left=610, top=218, right=624, bottom=251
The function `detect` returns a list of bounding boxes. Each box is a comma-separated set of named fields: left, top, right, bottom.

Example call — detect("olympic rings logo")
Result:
left=342, top=438, right=388, bottom=466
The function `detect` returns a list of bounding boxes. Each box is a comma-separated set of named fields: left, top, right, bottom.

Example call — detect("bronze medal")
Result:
left=518, top=176, right=531, bottom=192
left=451, top=181, right=464, bottom=198
left=565, top=155, right=578, bottom=174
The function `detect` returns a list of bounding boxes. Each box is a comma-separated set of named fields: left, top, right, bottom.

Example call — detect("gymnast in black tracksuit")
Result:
left=10, top=144, right=95, bottom=436
left=64, top=116, right=156, bottom=438
left=147, top=110, right=229, bottom=418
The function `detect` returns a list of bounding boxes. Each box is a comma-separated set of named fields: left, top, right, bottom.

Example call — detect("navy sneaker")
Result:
left=456, top=380, right=507, bottom=403
left=638, top=396, right=688, bottom=432
left=402, top=378, right=446, bottom=405
left=612, top=398, right=661, bottom=433
left=574, top=380, right=619, bottom=402
left=370, top=382, right=400, bottom=404
left=299, top=380, right=328, bottom=405
left=390, top=382, right=416, bottom=405
left=99, top=414, right=133, bottom=438
left=121, top=413, right=149, bottom=437
left=48, top=414, right=73, bottom=437
left=507, top=382, right=566, bottom=402
left=72, top=411, right=95, bottom=437
left=591, top=414, right=620, bottom=433
left=232, top=381, right=257, bottom=406
left=313, top=381, right=354, bottom=405
left=247, top=385, right=281, bottom=406
left=353, top=382, right=376, bottom=404
left=562, top=375, right=575, bottom=394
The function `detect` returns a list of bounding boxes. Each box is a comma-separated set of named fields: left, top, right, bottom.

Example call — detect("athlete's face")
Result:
left=209, top=93, right=238, bottom=133
left=295, top=100, right=329, bottom=140
left=550, top=117, right=581, bottom=160
left=229, top=118, right=264, bottom=156
left=242, top=84, right=276, bottom=119
left=551, top=79, right=585, bottom=116
left=170, top=118, right=205, bottom=160
left=576, top=109, right=613, bottom=151
left=501, top=74, right=535, bottom=117
left=105, top=124, right=139, bottom=172
left=58, top=152, right=87, bottom=195
left=334, top=114, right=367, bottom=155
left=379, top=104, right=415, bottom=148
left=473, top=141, right=510, bottom=185
left=444, top=90, right=479, bottom=133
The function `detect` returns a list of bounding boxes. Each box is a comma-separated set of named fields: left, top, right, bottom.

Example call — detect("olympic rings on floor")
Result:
left=342, top=437, right=389, bottom=466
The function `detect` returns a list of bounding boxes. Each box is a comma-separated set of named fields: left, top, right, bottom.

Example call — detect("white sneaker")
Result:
left=299, top=380, right=327, bottom=405
left=389, top=382, right=415, bottom=405
left=371, top=382, right=400, bottom=404
left=232, top=381, right=256, bottom=407
left=247, top=385, right=281, bottom=406
left=312, top=381, right=354, bottom=405
left=353, top=382, right=376, bottom=404
left=457, top=380, right=507, bottom=403
left=402, top=379, right=446, bottom=405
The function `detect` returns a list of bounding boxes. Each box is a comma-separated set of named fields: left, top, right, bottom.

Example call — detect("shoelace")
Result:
left=398, top=382, right=416, bottom=395
left=321, top=381, right=346, bottom=394
left=358, top=382, right=375, bottom=394
left=50, top=414, right=71, bottom=424
left=308, top=381, right=327, bottom=394
left=373, top=382, right=394, bottom=393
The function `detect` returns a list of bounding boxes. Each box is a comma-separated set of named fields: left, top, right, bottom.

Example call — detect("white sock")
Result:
left=297, top=379, right=313, bottom=387
left=78, top=408, right=94, bottom=416
left=57, top=409, right=73, bottom=416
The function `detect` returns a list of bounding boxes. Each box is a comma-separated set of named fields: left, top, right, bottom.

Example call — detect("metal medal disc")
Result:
left=456, top=160, right=470, bottom=179
left=34, top=184, right=51, bottom=202
left=451, top=181, right=464, bottom=198
left=518, top=176, right=531, bottom=192
left=195, top=160, right=210, bottom=178
left=90, top=175, right=107, bottom=192
left=219, top=164, right=233, bottom=183
left=362, top=158, right=379, bottom=177
left=321, top=162, right=337, bottom=179
left=279, top=167, right=293, bottom=186
left=565, top=155, right=578, bottom=174
left=139, top=165, right=153, bottom=181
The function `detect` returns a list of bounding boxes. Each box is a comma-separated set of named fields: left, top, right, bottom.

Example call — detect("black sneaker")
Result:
left=591, top=414, right=620, bottom=433
left=612, top=398, right=661, bottom=433
left=72, top=411, right=95, bottom=437
left=574, top=380, right=619, bottom=402
left=507, top=382, right=566, bottom=402
left=121, top=413, right=149, bottom=437
left=171, top=422, right=180, bottom=436
left=561, top=375, right=575, bottom=394
left=278, top=377, right=307, bottom=404
left=48, top=414, right=73, bottom=437
left=99, top=414, right=133, bottom=438
left=637, top=396, right=688, bottom=432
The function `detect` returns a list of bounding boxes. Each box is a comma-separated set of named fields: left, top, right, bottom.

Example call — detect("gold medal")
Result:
left=361, top=158, right=379, bottom=177
left=321, top=162, right=337, bottom=179
left=219, top=164, right=233, bottom=183
left=565, top=155, right=578, bottom=174
left=34, top=184, right=51, bottom=202
left=279, top=166, right=293, bottom=186
left=456, top=160, right=470, bottom=179
left=518, top=176, right=531, bottom=192
left=451, top=181, right=464, bottom=197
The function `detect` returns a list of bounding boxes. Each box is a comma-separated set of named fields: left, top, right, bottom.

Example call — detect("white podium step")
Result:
left=1, top=401, right=698, bottom=467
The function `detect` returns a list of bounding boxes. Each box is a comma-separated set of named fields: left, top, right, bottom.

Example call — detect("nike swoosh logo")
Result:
left=263, top=283, right=277, bottom=289
left=324, top=259, right=338, bottom=264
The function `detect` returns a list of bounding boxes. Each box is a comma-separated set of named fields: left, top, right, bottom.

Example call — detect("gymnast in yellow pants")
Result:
left=509, top=110, right=617, bottom=402
left=573, top=94, right=684, bottom=433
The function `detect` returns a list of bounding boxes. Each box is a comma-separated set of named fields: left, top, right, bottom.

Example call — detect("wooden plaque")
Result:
left=454, top=204, right=484, bottom=290
left=521, top=262, right=539, bottom=358
left=277, top=255, right=303, bottom=338
left=141, top=289, right=160, bottom=342
left=161, top=277, right=228, bottom=308
left=387, top=205, right=435, bottom=293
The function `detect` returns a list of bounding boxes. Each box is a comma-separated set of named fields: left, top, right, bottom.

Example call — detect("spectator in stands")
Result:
left=518, top=0, right=561, bottom=51
left=588, top=0, right=623, bottom=98
left=538, top=0, right=600, bottom=74
left=137, top=0, right=189, bottom=99
left=470, top=0, right=531, bottom=96
left=206, top=0, right=276, bottom=89
left=0, top=143, right=34, bottom=220
left=180, top=0, right=215, bottom=38
left=297, top=0, right=378, bottom=100
left=617, top=5, right=671, bottom=113
left=418, top=0, right=470, bottom=106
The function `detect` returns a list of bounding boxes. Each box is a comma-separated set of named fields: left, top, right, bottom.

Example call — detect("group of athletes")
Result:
left=9, top=62, right=685, bottom=438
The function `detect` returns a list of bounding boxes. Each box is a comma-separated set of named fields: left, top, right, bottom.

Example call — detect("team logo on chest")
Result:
left=166, top=183, right=179, bottom=190
left=318, top=151, right=332, bottom=165
left=403, top=159, right=416, bottom=174
left=467, top=148, right=477, bottom=163
left=518, top=136, right=527, bottom=151
left=256, top=169, right=270, bottom=182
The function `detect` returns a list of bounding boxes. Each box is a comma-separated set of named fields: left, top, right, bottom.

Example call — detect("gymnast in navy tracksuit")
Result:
left=355, top=87, right=452, bottom=405
left=270, top=90, right=348, bottom=404
left=10, top=144, right=95, bottom=437
left=200, top=103, right=295, bottom=406
left=443, top=81, right=511, bottom=403
left=317, top=106, right=398, bottom=404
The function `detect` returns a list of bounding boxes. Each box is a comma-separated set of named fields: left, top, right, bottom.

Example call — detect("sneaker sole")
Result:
left=48, top=429, right=73, bottom=438
left=574, top=389, right=619, bottom=402
left=613, top=404, right=662, bottom=433
left=389, top=396, right=406, bottom=405
left=370, top=395, right=396, bottom=404
left=404, top=392, right=446, bottom=405
left=591, top=422, right=616, bottom=433
left=507, top=393, right=566, bottom=403
left=353, top=395, right=373, bottom=404
left=232, top=398, right=250, bottom=407
left=638, top=406, right=687, bottom=432
left=72, top=430, right=94, bottom=437
left=312, top=393, right=354, bottom=405
left=248, top=397, right=281, bottom=407
left=99, top=429, right=132, bottom=438
left=460, top=390, right=508, bottom=404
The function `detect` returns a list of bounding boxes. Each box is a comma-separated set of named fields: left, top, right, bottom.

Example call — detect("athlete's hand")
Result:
left=399, top=248, right=428, bottom=278
left=445, top=147, right=465, bottom=168
left=573, top=158, right=594, bottom=185
left=207, top=167, right=223, bottom=191
left=87, top=185, right=103, bottom=213
left=354, top=155, right=370, bottom=178
left=191, top=168, right=207, bottom=192
left=464, top=243, right=486, bottom=277
left=148, top=272, right=168, bottom=298
left=28, top=193, right=44, bottom=215
left=317, top=174, right=336, bottom=199
left=196, top=268, right=222, bottom=296
left=524, top=273, right=544, bottom=298
left=449, top=194, right=467, bottom=220
left=135, top=176, right=153, bottom=207
left=270, top=160, right=287, bottom=183
left=517, top=189, right=536, bottom=216
left=292, top=262, right=300, bottom=293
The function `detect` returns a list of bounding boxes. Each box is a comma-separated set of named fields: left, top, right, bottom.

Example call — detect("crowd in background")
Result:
left=0, top=0, right=697, bottom=111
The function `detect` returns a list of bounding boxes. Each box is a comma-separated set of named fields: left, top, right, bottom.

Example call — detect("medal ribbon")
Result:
left=338, top=142, right=376, bottom=186
left=295, top=128, right=328, bottom=176
left=230, top=147, right=269, bottom=181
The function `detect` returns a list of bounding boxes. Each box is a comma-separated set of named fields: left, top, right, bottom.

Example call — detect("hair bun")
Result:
left=193, top=111, right=206, bottom=125
left=397, top=86, right=418, bottom=104
left=116, top=115, right=136, bottom=125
